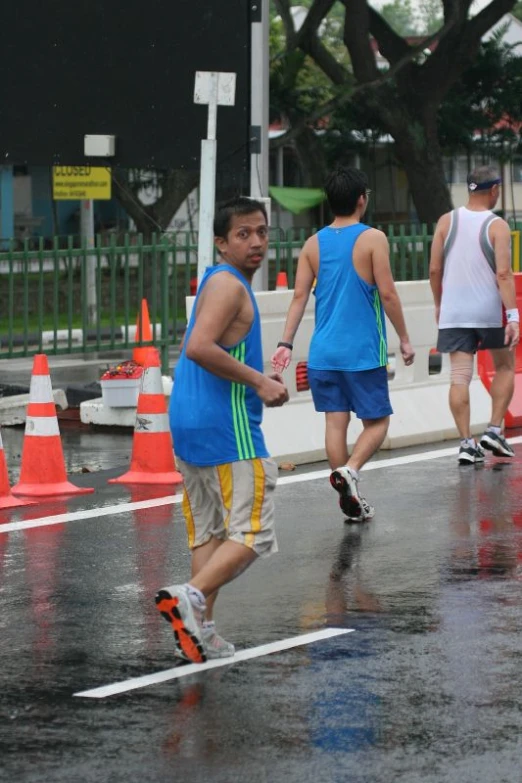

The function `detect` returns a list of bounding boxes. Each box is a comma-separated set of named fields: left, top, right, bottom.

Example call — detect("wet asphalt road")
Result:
left=1, top=428, right=522, bottom=783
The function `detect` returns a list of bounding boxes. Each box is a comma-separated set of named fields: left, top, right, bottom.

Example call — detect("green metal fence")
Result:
left=4, top=223, right=517, bottom=370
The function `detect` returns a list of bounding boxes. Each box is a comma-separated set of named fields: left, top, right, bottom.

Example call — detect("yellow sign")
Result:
left=52, top=166, right=111, bottom=200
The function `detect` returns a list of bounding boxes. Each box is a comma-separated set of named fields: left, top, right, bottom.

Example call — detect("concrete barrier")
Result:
left=257, top=283, right=492, bottom=463
left=0, top=389, right=68, bottom=426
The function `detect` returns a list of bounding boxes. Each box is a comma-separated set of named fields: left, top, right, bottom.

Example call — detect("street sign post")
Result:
left=194, top=72, right=237, bottom=283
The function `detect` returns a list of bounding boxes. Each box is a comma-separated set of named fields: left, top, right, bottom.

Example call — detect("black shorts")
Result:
left=437, top=327, right=506, bottom=354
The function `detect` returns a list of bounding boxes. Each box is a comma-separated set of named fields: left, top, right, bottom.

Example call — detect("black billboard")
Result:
left=0, top=0, right=251, bottom=183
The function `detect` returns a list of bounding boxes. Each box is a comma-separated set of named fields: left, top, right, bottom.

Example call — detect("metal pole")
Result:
left=197, top=73, right=219, bottom=283
left=0, top=166, right=14, bottom=249
left=81, top=199, right=97, bottom=325
left=250, top=0, right=270, bottom=292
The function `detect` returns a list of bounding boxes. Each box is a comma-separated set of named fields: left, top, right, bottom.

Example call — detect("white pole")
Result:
left=250, top=0, right=270, bottom=292
left=194, top=71, right=236, bottom=283
left=81, top=199, right=97, bottom=325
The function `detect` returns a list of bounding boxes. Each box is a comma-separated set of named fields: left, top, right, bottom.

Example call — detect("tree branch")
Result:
left=421, top=0, right=515, bottom=101
left=274, top=10, right=460, bottom=150
left=293, top=0, right=338, bottom=48
left=367, top=5, right=411, bottom=65
left=465, top=0, right=516, bottom=42
left=342, top=0, right=379, bottom=83
left=273, top=0, right=296, bottom=46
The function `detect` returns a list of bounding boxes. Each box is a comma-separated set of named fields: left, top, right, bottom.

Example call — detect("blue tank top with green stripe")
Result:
left=308, top=224, right=388, bottom=372
left=170, top=264, right=269, bottom=466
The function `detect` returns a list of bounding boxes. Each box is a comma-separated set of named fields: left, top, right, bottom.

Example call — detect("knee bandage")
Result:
left=450, top=354, right=474, bottom=386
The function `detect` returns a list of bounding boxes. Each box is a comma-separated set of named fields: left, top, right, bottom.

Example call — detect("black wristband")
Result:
left=277, top=341, right=293, bottom=350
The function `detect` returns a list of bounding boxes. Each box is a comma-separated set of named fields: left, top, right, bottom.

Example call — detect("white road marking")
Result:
left=0, top=495, right=182, bottom=534
left=74, top=627, right=354, bottom=698
left=2, top=435, right=522, bottom=535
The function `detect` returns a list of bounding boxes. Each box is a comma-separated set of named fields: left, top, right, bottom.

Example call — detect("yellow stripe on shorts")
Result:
left=182, top=488, right=196, bottom=548
left=217, top=463, right=233, bottom=531
left=245, top=458, right=266, bottom=550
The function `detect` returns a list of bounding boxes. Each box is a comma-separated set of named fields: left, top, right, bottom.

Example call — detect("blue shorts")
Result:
left=307, top=366, right=393, bottom=419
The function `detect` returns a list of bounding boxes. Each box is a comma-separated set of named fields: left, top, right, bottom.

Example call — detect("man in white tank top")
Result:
left=430, top=166, right=519, bottom=465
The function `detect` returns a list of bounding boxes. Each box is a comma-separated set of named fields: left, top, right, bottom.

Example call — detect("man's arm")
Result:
left=429, top=217, right=447, bottom=321
left=186, top=274, right=288, bottom=406
left=491, top=219, right=519, bottom=347
left=271, top=236, right=317, bottom=371
left=371, top=230, right=415, bottom=365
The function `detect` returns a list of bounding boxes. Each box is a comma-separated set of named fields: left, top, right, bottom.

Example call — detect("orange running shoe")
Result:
left=155, top=585, right=206, bottom=663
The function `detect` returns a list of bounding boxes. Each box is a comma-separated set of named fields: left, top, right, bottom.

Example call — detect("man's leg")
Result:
left=348, top=416, right=390, bottom=473
left=449, top=351, right=474, bottom=439
left=479, top=348, right=515, bottom=457
left=189, top=540, right=257, bottom=597
left=330, top=367, right=392, bottom=521
left=489, top=348, right=515, bottom=426
left=191, top=537, right=224, bottom=621
left=325, top=411, right=350, bottom=469
left=156, top=458, right=278, bottom=663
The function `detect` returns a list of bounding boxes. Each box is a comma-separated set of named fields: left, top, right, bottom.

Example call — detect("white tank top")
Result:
left=439, top=207, right=503, bottom=329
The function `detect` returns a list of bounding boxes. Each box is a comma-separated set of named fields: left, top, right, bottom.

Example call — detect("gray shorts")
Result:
left=437, top=327, right=506, bottom=354
left=177, top=457, right=278, bottom=558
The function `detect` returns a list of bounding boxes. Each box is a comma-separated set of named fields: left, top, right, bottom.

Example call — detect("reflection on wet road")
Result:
left=1, top=439, right=522, bottom=782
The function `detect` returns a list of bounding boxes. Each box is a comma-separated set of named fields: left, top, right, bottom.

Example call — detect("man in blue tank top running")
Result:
left=272, top=167, right=415, bottom=522
left=156, top=197, right=289, bottom=664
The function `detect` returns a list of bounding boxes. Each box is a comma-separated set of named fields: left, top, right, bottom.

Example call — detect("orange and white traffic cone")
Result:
left=109, top=348, right=183, bottom=485
left=12, top=355, right=94, bottom=498
left=275, top=271, right=289, bottom=291
left=133, top=298, right=153, bottom=366
left=0, top=427, right=35, bottom=509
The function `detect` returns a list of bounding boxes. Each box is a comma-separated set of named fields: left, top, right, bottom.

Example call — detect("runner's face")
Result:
left=215, top=212, right=269, bottom=278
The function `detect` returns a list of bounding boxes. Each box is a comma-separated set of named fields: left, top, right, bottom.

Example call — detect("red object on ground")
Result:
left=296, top=361, right=310, bottom=392
left=12, top=355, right=94, bottom=497
left=477, top=273, right=522, bottom=428
left=0, top=428, right=35, bottom=510
left=100, top=360, right=144, bottom=381
left=109, top=348, right=183, bottom=485
left=190, top=277, right=198, bottom=296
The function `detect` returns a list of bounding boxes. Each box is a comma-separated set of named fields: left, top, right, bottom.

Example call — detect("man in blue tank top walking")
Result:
left=156, top=198, right=289, bottom=664
left=272, top=167, right=414, bottom=522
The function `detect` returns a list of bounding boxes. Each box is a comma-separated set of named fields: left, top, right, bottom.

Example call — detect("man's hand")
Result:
left=435, top=305, right=440, bottom=325
left=257, top=375, right=289, bottom=407
left=400, top=338, right=415, bottom=366
left=505, top=322, right=520, bottom=349
left=271, top=346, right=292, bottom=373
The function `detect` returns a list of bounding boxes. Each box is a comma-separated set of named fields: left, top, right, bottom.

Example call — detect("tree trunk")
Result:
left=293, top=125, right=328, bottom=187
left=392, top=120, right=453, bottom=224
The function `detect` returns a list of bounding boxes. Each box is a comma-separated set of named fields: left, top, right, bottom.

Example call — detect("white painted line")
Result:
left=0, top=494, right=182, bottom=534
left=3, top=435, right=522, bottom=535
left=74, top=627, right=354, bottom=698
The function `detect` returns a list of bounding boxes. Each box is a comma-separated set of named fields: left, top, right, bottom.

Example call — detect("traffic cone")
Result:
left=275, top=271, right=289, bottom=291
left=0, top=427, right=35, bottom=509
left=133, top=298, right=153, bottom=366
left=109, top=348, right=183, bottom=485
left=12, top=355, right=94, bottom=497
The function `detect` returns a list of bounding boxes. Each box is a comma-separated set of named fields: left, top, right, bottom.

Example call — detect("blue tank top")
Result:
left=308, top=224, right=388, bottom=371
left=169, top=264, right=269, bottom=466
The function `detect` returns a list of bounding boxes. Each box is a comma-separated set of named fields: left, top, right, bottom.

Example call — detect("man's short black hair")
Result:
left=213, top=197, right=268, bottom=238
left=324, top=166, right=368, bottom=216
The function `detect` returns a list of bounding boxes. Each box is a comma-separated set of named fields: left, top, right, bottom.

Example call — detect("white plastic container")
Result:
left=101, top=378, right=141, bottom=408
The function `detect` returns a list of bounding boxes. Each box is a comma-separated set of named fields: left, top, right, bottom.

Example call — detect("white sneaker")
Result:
left=202, top=623, right=235, bottom=659
left=155, top=584, right=206, bottom=663
left=330, top=466, right=368, bottom=521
